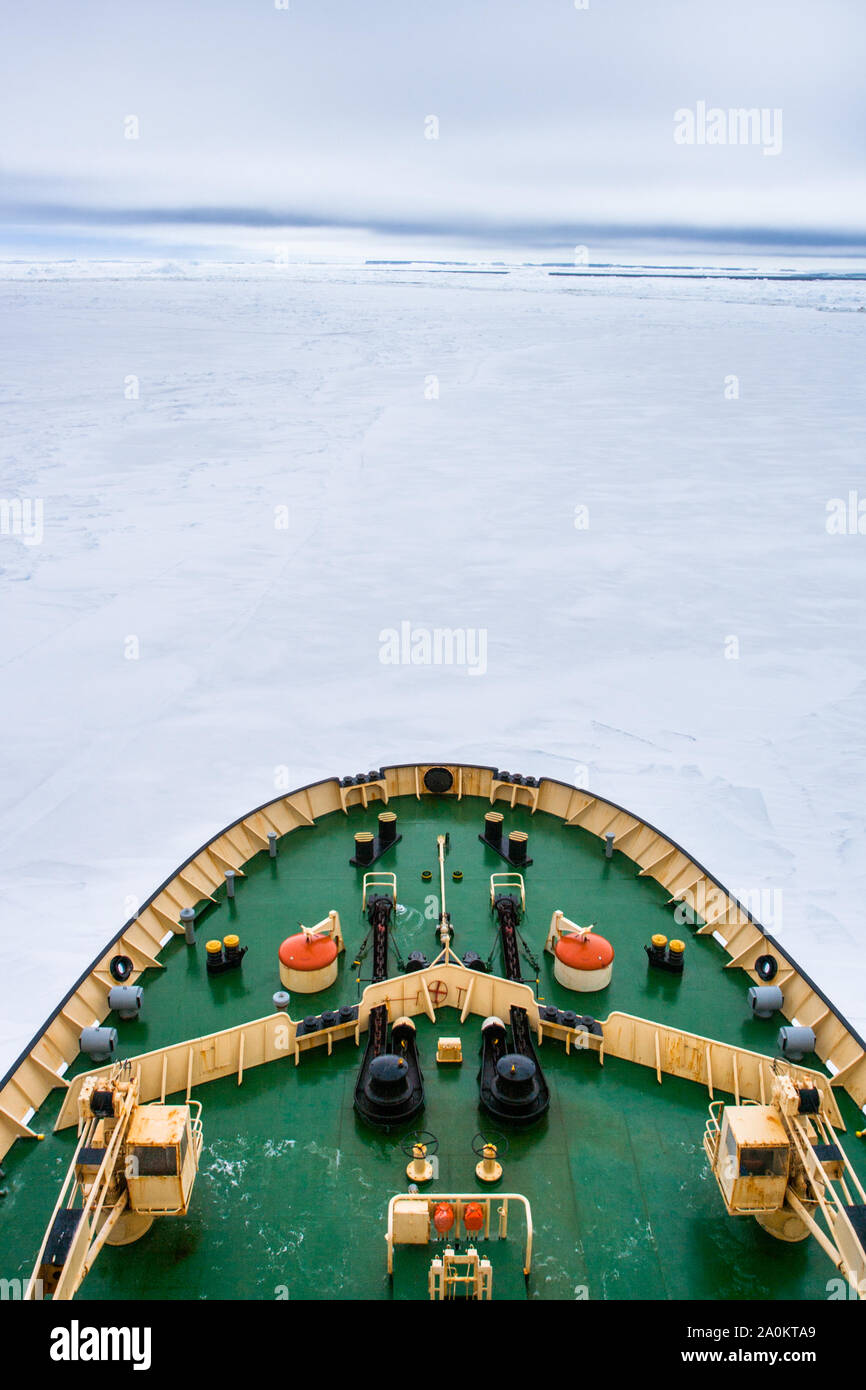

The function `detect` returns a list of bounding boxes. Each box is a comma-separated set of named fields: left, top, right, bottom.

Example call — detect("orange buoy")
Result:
left=463, top=1201, right=484, bottom=1234
left=554, top=931, right=614, bottom=993
left=278, top=932, right=339, bottom=993
left=433, top=1203, right=455, bottom=1235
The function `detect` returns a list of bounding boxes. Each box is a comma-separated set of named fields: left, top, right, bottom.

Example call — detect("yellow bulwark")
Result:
left=54, top=978, right=844, bottom=1135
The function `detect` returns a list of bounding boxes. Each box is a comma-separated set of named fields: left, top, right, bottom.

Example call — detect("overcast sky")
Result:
left=1, top=0, right=864, bottom=257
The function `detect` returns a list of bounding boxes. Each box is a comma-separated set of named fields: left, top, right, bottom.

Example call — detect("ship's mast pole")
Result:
left=437, top=834, right=447, bottom=920
left=436, top=834, right=451, bottom=958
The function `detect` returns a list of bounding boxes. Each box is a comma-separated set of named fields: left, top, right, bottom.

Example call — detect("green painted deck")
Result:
left=4, top=793, right=866, bottom=1300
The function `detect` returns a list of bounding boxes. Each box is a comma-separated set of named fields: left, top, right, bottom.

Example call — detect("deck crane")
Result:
left=704, top=1066, right=866, bottom=1298
left=25, top=1060, right=203, bottom=1300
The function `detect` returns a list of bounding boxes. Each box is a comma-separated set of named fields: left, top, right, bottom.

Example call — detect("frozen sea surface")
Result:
left=1, top=261, right=865, bottom=1075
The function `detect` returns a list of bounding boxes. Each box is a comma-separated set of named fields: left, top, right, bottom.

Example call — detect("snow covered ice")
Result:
left=1, top=258, right=865, bottom=1072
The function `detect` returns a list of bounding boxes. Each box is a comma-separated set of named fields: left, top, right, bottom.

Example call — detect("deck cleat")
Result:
left=644, top=933, right=685, bottom=974
left=479, top=812, right=534, bottom=867
left=350, top=812, right=401, bottom=867
left=206, top=934, right=248, bottom=976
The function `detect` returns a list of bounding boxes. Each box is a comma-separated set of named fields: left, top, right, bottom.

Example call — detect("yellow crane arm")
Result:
left=781, top=1107, right=866, bottom=1299
left=25, top=1077, right=138, bottom=1301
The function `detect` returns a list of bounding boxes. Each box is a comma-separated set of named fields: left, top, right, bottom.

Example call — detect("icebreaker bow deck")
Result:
left=3, top=762, right=866, bottom=1301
